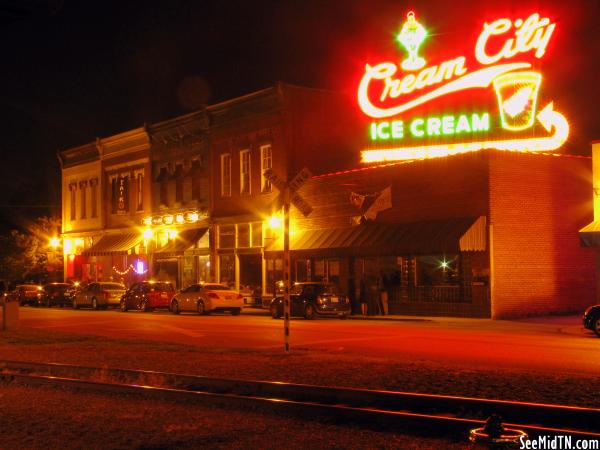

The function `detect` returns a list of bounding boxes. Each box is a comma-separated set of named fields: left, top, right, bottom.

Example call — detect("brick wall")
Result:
left=294, top=153, right=489, bottom=229
left=489, top=152, right=595, bottom=318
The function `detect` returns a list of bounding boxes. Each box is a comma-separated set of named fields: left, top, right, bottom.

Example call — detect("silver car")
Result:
left=72, top=282, right=127, bottom=310
left=170, top=283, right=243, bottom=315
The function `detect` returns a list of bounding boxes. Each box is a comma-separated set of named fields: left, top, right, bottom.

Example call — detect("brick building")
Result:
left=267, top=150, right=595, bottom=318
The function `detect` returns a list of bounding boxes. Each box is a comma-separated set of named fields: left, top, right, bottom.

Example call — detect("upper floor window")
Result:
left=136, top=173, right=143, bottom=211
left=240, top=149, right=251, bottom=195
left=69, top=183, right=77, bottom=221
left=79, top=180, right=87, bottom=219
left=221, top=153, right=231, bottom=197
left=90, top=178, right=98, bottom=218
left=261, top=144, right=272, bottom=193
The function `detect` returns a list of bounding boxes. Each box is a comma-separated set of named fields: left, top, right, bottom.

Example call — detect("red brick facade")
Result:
left=290, top=150, right=595, bottom=319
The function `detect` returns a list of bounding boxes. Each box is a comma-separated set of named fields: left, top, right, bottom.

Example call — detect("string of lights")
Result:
left=112, top=264, right=148, bottom=276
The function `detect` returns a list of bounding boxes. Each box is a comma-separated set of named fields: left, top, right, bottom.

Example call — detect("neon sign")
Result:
left=358, top=12, right=569, bottom=162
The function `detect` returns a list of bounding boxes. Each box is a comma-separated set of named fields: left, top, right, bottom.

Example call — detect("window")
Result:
left=218, top=225, right=235, bottom=249
left=261, top=144, right=272, bottom=193
left=221, top=153, right=231, bottom=197
left=237, top=223, right=250, bottom=247
left=79, top=180, right=87, bottom=219
left=191, top=159, right=202, bottom=200
left=136, top=173, right=143, bottom=211
left=90, top=178, right=98, bottom=218
left=251, top=222, right=262, bottom=247
left=69, top=183, right=77, bottom=221
left=219, top=254, right=235, bottom=286
left=240, top=149, right=251, bottom=195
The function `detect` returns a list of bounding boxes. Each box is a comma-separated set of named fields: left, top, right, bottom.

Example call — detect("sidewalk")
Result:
left=241, top=305, right=582, bottom=327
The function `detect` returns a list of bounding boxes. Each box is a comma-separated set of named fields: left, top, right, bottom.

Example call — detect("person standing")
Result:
left=359, top=277, right=368, bottom=316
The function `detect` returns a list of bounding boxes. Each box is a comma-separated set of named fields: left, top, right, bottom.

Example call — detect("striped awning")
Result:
left=579, top=221, right=600, bottom=247
left=266, top=217, right=486, bottom=256
left=154, top=228, right=208, bottom=257
left=82, top=233, right=142, bottom=256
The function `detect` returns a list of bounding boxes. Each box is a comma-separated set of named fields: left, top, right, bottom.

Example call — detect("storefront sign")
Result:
left=358, top=11, right=569, bottom=162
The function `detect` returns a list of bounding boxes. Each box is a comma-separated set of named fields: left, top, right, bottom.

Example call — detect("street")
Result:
left=14, top=307, right=600, bottom=376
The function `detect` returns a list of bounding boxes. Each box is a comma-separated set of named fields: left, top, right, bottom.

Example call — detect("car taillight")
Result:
left=207, top=292, right=219, bottom=299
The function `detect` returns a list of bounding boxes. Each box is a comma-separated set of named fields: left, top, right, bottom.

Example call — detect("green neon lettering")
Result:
left=472, top=113, right=490, bottom=132
left=410, top=118, right=425, bottom=137
left=391, top=121, right=404, bottom=138
left=455, top=115, right=471, bottom=133
left=377, top=121, right=390, bottom=139
left=442, top=116, right=455, bottom=135
left=427, top=117, right=441, bottom=135
left=370, top=122, right=378, bottom=140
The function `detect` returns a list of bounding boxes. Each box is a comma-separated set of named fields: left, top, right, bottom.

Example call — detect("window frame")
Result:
left=240, top=149, right=251, bottom=195
left=260, top=144, right=272, bottom=193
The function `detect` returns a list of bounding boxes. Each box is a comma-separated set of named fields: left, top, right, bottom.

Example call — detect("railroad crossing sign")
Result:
left=263, top=167, right=313, bottom=353
left=263, top=168, right=313, bottom=216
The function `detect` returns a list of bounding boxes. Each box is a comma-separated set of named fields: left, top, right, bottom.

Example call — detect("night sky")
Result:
left=0, top=0, right=598, bottom=231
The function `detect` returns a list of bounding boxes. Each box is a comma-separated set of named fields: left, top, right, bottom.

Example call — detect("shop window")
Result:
left=219, top=254, right=235, bottom=286
left=218, top=225, right=235, bottom=249
left=240, top=149, right=251, bottom=195
left=251, top=222, right=262, bottom=247
left=327, top=259, right=340, bottom=285
left=221, top=153, right=231, bottom=197
left=416, top=255, right=459, bottom=286
left=266, top=258, right=283, bottom=294
left=314, top=259, right=325, bottom=281
left=296, top=259, right=310, bottom=281
left=261, top=144, right=272, bottom=193
left=237, top=223, right=250, bottom=247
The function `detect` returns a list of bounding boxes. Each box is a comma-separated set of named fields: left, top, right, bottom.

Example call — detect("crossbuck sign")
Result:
left=263, top=167, right=313, bottom=353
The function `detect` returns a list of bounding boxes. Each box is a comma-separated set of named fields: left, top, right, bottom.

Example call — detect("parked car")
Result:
left=40, top=282, right=73, bottom=307
left=72, top=282, right=127, bottom=310
left=270, top=281, right=351, bottom=320
left=170, top=283, right=243, bottom=315
left=583, top=304, right=600, bottom=337
left=120, top=281, right=175, bottom=312
left=13, top=284, right=43, bottom=306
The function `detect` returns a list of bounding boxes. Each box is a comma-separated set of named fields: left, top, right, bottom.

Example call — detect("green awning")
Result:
left=266, top=216, right=486, bottom=256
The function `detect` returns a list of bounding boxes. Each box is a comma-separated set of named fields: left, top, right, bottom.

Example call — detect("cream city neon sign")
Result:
left=358, top=12, right=569, bottom=162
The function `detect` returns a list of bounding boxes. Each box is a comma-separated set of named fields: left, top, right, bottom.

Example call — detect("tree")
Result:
left=0, top=216, right=61, bottom=283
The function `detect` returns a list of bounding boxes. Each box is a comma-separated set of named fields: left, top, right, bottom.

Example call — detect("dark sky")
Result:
left=0, top=0, right=598, bottom=230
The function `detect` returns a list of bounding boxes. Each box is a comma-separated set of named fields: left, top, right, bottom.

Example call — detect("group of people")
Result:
left=356, top=271, right=399, bottom=316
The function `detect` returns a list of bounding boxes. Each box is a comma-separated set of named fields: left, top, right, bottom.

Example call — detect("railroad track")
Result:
left=1, top=360, right=598, bottom=440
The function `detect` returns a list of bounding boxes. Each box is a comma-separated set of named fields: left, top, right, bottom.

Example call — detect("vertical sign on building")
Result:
left=117, top=176, right=128, bottom=214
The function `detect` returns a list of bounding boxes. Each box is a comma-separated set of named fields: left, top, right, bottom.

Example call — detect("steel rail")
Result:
left=1, top=360, right=599, bottom=439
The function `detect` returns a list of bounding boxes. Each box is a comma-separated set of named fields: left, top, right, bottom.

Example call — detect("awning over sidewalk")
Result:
left=579, top=221, right=600, bottom=247
left=82, top=232, right=142, bottom=256
left=266, top=216, right=486, bottom=256
left=154, top=228, right=208, bottom=258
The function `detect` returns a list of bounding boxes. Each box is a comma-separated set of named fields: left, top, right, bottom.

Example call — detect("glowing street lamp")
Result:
left=49, top=237, right=60, bottom=249
left=268, top=215, right=282, bottom=229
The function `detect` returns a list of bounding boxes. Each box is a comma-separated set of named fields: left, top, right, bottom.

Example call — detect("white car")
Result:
left=170, top=283, right=243, bottom=315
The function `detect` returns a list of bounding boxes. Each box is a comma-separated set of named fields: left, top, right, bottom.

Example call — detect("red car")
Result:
left=119, top=281, right=175, bottom=312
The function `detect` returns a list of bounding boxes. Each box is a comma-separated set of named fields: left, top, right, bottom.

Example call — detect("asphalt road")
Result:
left=12, top=306, right=600, bottom=376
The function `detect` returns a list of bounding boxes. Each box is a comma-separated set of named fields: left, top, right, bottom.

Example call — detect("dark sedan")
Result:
left=40, top=283, right=72, bottom=307
left=583, top=305, right=600, bottom=336
left=270, top=282, right=351, bottom=320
